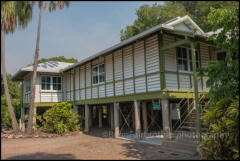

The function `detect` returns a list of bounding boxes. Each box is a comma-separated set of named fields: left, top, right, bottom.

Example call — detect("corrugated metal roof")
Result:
left=12, top=61, right=74, bottom=81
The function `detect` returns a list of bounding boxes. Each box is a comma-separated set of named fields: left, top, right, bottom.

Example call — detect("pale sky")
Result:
left=5, top=1, right=164, bottom=75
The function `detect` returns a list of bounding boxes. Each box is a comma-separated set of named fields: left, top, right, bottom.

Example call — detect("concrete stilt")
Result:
left=99, top=106, right=102, bottom=128
left=142, top=101, right=148, bottom=134
left=134, top=100, right=141, bottom=140
left=110, top=104, right=114, bottom=130
left=84, top=104, right=89, bottom=133
left=114, top=102, right=119, bottom=138
left=161, top=99, right=171, bottom=138
left=20, top=107, right=25, bottom=132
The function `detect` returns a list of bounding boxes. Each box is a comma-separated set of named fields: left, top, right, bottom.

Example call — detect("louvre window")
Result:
left=92, top=64, right=105, bottom=85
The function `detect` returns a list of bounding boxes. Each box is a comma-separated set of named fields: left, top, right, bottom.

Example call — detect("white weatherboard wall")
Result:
left=59, top=33, right=215, bottom=104
left=146, top=34, right=161, bottom=91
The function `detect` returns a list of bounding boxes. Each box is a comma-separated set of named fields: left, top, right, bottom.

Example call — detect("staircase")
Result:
left=172, top=94, right=209, bottom=133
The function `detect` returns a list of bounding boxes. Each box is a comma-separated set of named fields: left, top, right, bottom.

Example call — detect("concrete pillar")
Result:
left=134, top=100, right=141, bottom=140
left=20, top=107, right=25, bottom=132
left=114, top=102, right=120, bottom=138
left=84, top=104, right=89, bottom=132
left=142, top=101, right=148, bottom=134
left=110, top=104, right=114, bottom=130
left=161, top=99, right=171, bottom=138
left=99, top=106, right=102, bottom=128
left=73, top=105, right=79, bottom=113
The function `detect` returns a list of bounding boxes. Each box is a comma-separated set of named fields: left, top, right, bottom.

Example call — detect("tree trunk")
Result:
left=1, top=29, right=20, bottom=132
left=26, top=3, right=43, bottom=135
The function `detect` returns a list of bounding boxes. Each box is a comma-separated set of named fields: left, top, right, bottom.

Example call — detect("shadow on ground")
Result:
left=5, top=152, right=76, bottom=160
left=84, top=127, right=114, bottom=138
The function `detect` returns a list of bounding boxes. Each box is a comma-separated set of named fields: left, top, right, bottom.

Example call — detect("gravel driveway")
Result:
left=1, top=129, right=199, bottom=160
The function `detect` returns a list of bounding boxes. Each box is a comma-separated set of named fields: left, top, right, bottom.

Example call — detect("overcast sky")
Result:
left=5, top=1, right=164, bottom=75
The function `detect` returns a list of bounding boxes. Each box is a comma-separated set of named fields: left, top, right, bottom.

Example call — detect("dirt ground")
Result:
left=1, top=128, right=199, bottom=160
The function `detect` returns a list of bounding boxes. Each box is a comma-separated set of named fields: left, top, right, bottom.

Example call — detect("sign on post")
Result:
left=152, top=102, right=161, bottom=110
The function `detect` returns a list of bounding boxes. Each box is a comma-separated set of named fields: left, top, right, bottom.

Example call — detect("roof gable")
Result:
left=164, top=15, right=205, bottom=34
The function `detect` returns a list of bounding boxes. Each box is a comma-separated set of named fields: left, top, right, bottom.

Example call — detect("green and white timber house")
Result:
left=12, top=15, right=227, bottom=139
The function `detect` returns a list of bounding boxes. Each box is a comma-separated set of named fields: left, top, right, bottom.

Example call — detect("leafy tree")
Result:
left=1, top=74, right=22, bottom=128
left=120, top=2, right=187, bottom=41
left=199, top=7, right=239, bottom=160
left=173, top=1, right=239, bottom=32
left=27, top=1, right=70, bottom=135
left=1, top=1, right=32, bottom=132
left=120, top=1, right=239, bottom=41
left=37, top=102, right=79, bottom=135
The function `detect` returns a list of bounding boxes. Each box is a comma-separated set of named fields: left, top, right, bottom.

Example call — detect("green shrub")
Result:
left=37, top=102, right=79, bottom=135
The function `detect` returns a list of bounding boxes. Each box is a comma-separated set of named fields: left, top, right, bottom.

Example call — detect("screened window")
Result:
left=41, top=76, right=51, bottom=90
left=177, top=47, right=200, bottom=72
left=177, top=47, right=188, bottom=71
left=99, top=64, right=105, bottom=83
left=25, top=79, right=31, bottom=92
left=92, top=66, right=98, bottom=84
left=92, top=64, right=105, bottom=85
left=53, top=77, right=62, bottom=90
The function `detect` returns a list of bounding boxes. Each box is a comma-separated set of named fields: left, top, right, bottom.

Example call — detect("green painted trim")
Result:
left=104, top=56, right=106, bottom=97
left=198, top=45, right=204, bottom=90
left=144, top=39, right=148, bottom=92
left=158, top=33, right=166, bottom=89
left=175, top=37, right=180, bottom=90
left=112, top=53, right=116, bottom=96
left=160, top=39, right=190, bottom=51
left=190, top=75, right=192, bottom=89
left=34, top=102, right=58, bottom=107
left=122, top=48, right=125, bottom=95
left=132, top=43, right=136, bottom=94
left=74, top=90, right=208, bottom=105
left=191, top=42, right=202, bottom=143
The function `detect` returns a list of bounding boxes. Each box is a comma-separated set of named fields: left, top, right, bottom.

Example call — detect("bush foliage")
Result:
left=199, top=7, right=239, bottom=160
left=37, top=102, right=79, bottom=134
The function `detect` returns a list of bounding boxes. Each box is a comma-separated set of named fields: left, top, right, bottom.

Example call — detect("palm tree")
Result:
left=26, top=1, right=70, bottom=135
left=1, top=1, right=32, bottom=132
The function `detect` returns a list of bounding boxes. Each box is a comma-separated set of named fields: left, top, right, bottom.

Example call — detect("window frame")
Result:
left=40, top=75, right=62, bottom=92
left=52, top=76, right=62, bottom=91
left=177, top=46, right=200, bottom=73
left=92, top=63, right=105, bottom=85
left=25, top=79, right=31, bottom=93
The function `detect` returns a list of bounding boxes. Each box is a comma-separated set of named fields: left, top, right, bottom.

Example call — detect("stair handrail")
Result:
left=172, top=94, right=206, bottom=131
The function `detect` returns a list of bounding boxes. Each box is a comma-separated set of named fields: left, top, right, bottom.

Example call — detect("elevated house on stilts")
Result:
left=12, top=16, right=226, bottom=144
